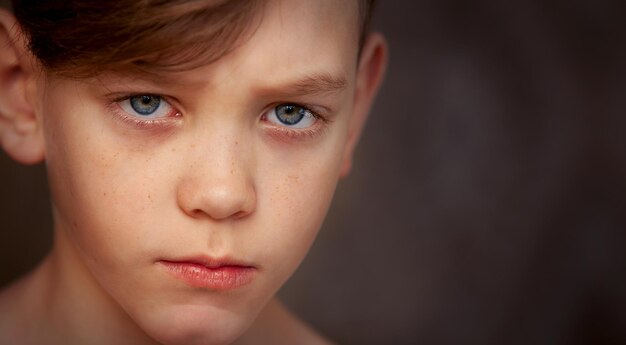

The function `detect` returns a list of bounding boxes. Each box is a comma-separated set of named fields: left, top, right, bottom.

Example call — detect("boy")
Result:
left=0, top=0, right=387, bottom=344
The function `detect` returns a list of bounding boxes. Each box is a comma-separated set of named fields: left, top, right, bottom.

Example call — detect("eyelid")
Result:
left=292, top=102, right=331, bottom=119
left=107, top=92, right=183, bottom=112
left=271, top=102, right=331, bottom=122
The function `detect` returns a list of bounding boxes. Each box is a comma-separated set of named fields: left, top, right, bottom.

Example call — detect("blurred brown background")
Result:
left=2, top=1, right=626, bottom=344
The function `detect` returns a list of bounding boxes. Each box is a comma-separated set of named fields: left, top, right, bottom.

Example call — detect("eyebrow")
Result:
left=280, top=73, right=348, bottom=96
left=96, top=70, right=348, bottom=98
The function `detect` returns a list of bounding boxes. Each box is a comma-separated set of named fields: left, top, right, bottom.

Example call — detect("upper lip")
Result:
left=159, top=256, right=256, bottom=269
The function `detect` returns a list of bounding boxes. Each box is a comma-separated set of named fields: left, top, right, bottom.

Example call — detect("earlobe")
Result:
left=339, top=32, right=388, bottom=177
left=0, top=9, right=45, bottom=164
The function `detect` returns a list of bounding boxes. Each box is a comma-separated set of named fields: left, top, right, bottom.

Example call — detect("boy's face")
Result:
left=5, top=0, right=383, bottom=344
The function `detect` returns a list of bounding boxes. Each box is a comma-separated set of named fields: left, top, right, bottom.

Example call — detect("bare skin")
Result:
left=0, top=260, right=330, bottom=344
left=0, top=0, right=386, bottom=343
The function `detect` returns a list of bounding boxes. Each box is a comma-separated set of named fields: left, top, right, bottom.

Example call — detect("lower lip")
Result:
left=159, top=261, right=255, bottom=290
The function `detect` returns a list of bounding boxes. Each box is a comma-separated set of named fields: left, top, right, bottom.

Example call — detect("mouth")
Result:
left=158, top=256, right=256, bottom=290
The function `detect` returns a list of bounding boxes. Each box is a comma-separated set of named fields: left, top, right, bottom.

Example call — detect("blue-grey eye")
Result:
left=265, top=103, right=317, bottom=129
left=275, top=104, right=307, bottom=125
left=130, top=95, right=161, bottom=115
left=117, top=94, right=177, bottom=120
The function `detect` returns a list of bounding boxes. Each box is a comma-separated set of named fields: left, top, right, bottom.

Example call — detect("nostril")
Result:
left=231, top=210, right=249, bottom=220
left=186, top=207, right=250, bottom=221
left=190, top=209, right=205, bottom=218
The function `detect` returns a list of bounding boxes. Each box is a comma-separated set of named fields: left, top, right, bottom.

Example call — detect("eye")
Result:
left=118, top=95, right=176, bottom=119
left=264, top=104, right=317, bottom=129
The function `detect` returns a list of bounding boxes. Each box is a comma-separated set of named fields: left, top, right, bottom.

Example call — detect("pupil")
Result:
left=130, top=95, right=160, bottom=115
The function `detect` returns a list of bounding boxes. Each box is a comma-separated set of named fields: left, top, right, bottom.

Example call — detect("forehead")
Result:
left=118, top=0, right=361, bottom=88
left=258, top=0, right=360, bottom=51
left=252, top=0, right=360, bottom=72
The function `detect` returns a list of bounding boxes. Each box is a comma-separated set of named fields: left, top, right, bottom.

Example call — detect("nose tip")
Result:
left=177, top=175, right=256, bottom=221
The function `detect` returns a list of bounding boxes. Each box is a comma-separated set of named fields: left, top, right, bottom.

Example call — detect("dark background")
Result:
left=2, top=1, right=626, bottom=344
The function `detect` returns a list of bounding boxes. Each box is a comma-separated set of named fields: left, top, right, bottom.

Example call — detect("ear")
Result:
left=339, top=32, right=388, bottom=177
left=0, top=9, right=44, bottom=165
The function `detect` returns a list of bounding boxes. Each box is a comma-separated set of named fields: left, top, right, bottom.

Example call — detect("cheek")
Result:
left=253, top=136, right=346, bottom=279
left=42, top=89, right=175, bottom=268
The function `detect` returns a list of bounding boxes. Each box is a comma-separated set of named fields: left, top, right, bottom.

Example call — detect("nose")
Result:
left=176, top=136, right=256, bottom=221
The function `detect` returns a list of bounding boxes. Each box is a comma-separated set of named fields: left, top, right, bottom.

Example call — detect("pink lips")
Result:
left=159, top=257, right=256, bottom=290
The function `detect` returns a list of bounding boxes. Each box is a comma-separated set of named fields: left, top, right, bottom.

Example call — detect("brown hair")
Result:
left=10, top=0, right=376, bottom=78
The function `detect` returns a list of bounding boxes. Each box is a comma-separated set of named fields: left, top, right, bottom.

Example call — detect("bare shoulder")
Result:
left=236, top=298, right=334, bottom=345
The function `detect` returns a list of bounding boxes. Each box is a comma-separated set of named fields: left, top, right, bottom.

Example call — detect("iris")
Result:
left=130, top=95, right=161, bottom=115
left=275, top=104, right=306, bottom=125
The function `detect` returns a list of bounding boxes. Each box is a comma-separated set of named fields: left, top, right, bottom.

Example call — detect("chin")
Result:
left=137, top=304, right=253, bottom=345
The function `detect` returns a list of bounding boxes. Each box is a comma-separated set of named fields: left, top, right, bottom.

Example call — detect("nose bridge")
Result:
left=177, top=117, right=256, bottom=221
left=195, top=120, right=246, bottom=177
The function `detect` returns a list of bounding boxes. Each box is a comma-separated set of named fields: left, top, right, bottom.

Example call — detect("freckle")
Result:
left=103, top=192, right=107, bottom=196
left=172, top=148, right=176, bottom=152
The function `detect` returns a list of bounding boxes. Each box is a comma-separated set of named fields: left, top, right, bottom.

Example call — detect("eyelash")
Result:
left=106, top=94, right=330, bottom=140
